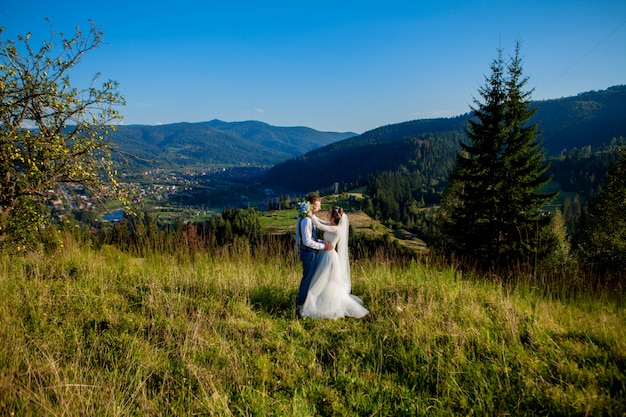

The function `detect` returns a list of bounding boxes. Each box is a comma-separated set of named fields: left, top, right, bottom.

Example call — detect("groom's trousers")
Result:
left=297, top=248, right=318, bottom=306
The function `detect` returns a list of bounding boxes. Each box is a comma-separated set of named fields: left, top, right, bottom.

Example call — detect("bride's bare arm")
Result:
left=312, top=214, right=331, bottom=226
left=311, top=215, right=339, bottom=232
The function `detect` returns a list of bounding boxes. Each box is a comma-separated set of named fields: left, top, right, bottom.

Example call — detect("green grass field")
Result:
left=259, top=197, right=428, bottom=255
left=1, top=233, right=624, bottom=416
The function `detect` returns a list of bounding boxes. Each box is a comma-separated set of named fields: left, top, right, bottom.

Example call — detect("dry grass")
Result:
left=0, top=238, right=624, bottom=416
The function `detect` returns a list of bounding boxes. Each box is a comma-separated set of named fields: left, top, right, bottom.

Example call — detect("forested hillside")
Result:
left=264, top=86, right=626, bottom=194
left=263, top=117, right=468, bottom=192
left=110, top=120, right=356, bottom=169
left=201, top=120, right=354, bottom=154
left=533, top=85, right=626, bottom=153
left=111, top=123, right=280, bottom=167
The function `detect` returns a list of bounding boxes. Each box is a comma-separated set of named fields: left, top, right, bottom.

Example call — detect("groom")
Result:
left=295, top=195, right=333, bottom=310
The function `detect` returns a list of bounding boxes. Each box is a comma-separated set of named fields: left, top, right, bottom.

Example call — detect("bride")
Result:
left=300, top=206, right=369, bottom=319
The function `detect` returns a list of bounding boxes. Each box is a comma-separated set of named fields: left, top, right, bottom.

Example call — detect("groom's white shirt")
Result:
left=297, top=217, right=325, bottom=251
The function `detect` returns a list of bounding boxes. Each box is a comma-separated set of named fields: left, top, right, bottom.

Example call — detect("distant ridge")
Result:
left=109, top=86, right=626, bottom=182
left=201, top=119, right=356, bottom=157
left=110, top=120, right=356, bottom=169
left=263, top=85, right=626, bottom=192
left=529, top=85, right=626, bottom=153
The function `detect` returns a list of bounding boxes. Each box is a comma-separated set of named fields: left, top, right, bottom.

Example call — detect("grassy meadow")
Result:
left=1, top=228, right=625, bottom=416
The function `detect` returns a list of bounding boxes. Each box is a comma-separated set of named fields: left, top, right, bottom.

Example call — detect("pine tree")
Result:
left=498, top=42, right=554, bottom=264
left=540, top=209, right=572, bottom=272
left=438, top=41, right=553, bottom=270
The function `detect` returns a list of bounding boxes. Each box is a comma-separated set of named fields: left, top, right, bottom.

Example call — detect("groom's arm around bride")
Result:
left=295, top=195, right=333, bottom=308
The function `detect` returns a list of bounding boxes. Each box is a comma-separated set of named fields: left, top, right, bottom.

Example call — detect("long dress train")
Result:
left=300, top=214, right=369, bottom=319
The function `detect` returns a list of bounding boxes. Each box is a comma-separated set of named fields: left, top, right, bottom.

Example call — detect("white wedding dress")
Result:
left=300, top=213, right=369, bottom=319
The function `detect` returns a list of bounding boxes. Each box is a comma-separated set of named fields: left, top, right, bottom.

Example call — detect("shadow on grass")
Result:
left=250, top=285, right=295, bottom=319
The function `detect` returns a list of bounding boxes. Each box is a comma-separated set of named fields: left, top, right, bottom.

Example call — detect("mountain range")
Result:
left=110, top=120, right=356, bottom=168
left=263, top=85, right=626, bottom=192
left=110, top=86, right=626, bottom=194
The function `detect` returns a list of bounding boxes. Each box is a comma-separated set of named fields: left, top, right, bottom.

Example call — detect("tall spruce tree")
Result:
left=438, top=41, right=553, bottom=270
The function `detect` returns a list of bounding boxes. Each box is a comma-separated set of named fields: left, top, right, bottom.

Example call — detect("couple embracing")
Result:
left=295, top=195, right=369, bottom=319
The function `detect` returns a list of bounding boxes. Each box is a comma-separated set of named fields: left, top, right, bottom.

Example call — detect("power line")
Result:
left=537, top=20, right=626, bottom=97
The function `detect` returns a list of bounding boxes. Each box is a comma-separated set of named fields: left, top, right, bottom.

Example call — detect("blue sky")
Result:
left=2, top=1, right=625, bottom=133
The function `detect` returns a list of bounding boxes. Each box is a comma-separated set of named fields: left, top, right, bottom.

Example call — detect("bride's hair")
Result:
left=330, top=206, right=344, bottom=225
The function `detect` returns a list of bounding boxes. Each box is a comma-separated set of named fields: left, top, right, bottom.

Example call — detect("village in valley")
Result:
left=50, top=166, right=276, bottom=226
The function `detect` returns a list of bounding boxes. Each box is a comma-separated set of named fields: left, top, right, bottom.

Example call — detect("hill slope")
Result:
left=263, top=85, right=626, bottom=192
left=532, top=85, right=626, bottom=153
left=110, top=120, right=356, bottom=169
left=2, top=241, right=624, bottom=415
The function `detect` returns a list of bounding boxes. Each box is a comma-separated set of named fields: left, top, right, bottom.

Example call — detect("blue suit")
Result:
left=296, top=217, right=323, bottom=306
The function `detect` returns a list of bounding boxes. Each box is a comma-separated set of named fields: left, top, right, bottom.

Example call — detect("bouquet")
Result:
left=297, top=202, right=312, bottom=218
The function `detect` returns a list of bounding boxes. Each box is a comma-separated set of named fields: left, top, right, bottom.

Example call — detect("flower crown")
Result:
left=297, top=202, right=312, bottom=218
